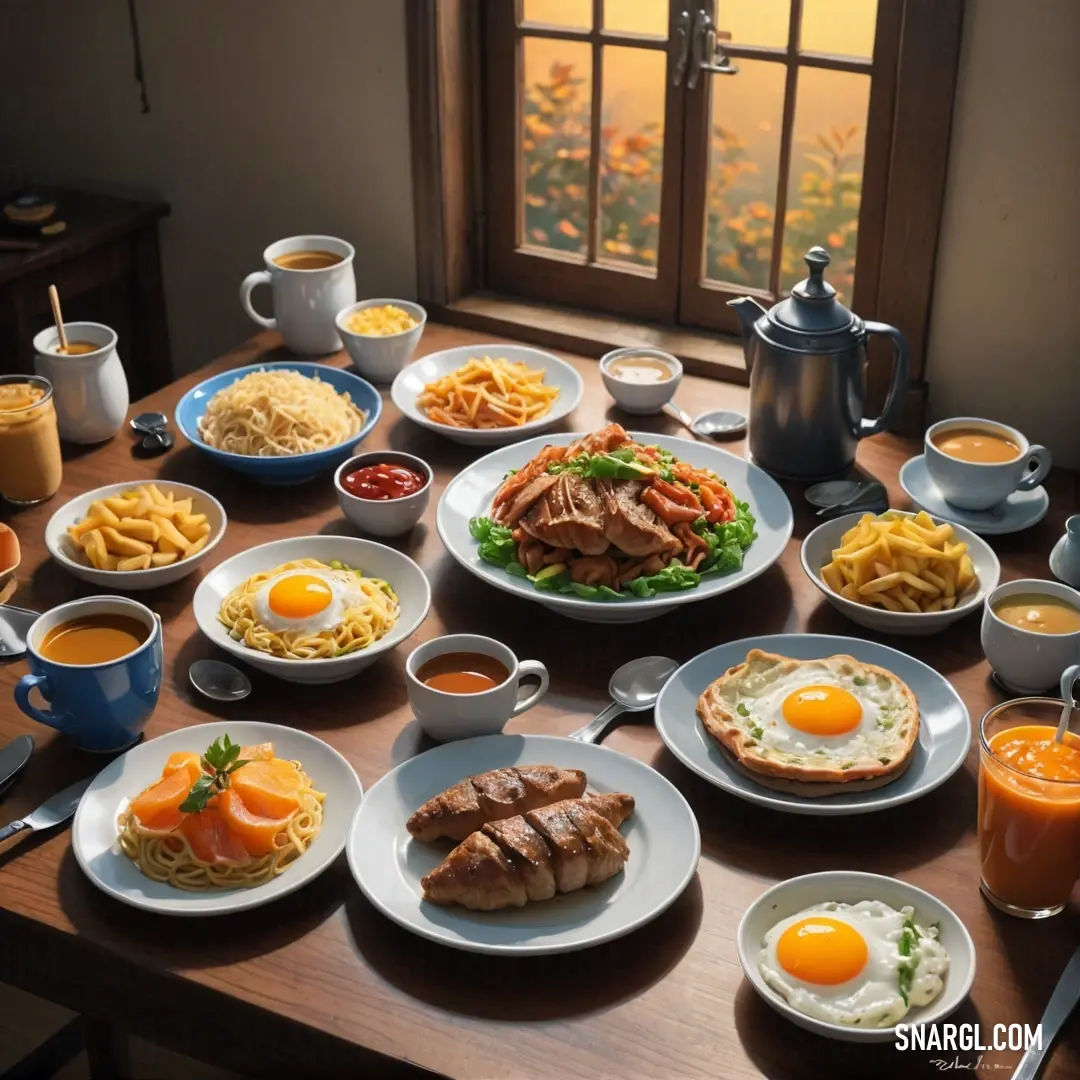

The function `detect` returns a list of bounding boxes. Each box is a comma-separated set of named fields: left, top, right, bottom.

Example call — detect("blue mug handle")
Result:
left=14, top=673, right=71, bottom=733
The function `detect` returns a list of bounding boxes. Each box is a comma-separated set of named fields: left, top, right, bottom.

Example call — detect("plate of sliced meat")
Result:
left=436, top=425, right=793, bottom=623
left=346, top=734, right=700, bottom=954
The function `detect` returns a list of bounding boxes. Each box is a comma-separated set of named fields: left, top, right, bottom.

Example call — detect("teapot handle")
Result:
left=858, top=322, right=910, bottom=438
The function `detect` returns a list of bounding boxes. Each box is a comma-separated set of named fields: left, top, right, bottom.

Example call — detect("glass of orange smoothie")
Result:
left=0, top=375, right=63, bottom=505
left=979, top=698, right=1080, bottom=918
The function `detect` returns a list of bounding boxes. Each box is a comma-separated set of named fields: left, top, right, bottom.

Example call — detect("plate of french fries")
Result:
left=45, top=481, right=227, bottom=590
left=801, top=510, right=1000, bottom=636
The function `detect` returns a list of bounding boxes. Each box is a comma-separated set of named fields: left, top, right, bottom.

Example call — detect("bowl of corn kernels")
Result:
left=336, top=298, right=427, bottom=383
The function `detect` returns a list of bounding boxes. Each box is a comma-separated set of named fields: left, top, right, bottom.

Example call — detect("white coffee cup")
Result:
left=981, top=579, right=1080, bottom=694
left=406, top=634, right=549, bottom=742
left=240, top=235, right=356, bottom=355
left=925, top=417, right=1051, bottom=512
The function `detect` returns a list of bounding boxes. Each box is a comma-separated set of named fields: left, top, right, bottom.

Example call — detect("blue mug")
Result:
left=15, top=596, right=163, bottom=752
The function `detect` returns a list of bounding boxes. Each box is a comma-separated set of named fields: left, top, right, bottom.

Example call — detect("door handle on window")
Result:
left=687, top=8, right=739, bottom=90
left=671, top=10, right=692, bottom=86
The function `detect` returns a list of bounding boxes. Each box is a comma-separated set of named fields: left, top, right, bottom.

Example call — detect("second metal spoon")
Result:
left=568, top=656, right=678, bottom=744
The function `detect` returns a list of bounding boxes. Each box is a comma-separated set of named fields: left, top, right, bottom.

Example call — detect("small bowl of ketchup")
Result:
left=334, top=451, right=432, bottom=537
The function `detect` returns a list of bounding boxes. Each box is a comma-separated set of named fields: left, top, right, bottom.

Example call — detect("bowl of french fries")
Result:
left=45, top=481, right=227, bottom=590
left=800, top=510, right=1000, bottom=635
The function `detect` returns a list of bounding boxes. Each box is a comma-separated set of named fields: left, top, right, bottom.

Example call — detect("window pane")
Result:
left=714, top=0, right=791, bottom=48
left=604, top=0, right=668, bottom=38
left=600, top=47, right=665, bottom=270
left=522, top=0, right=592, bottom=30
left=522, top=39, right=592, bottom=257
left=781, top=68, right=870, bottom=298
left=704, top=59, right=786, bottom=290
left=800, top=0, right=877, bottom=58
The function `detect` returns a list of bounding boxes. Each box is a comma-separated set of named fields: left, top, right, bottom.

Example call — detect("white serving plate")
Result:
left=192, top=535, right=430, bottom=684
left=436, top=431, right=793, bottom=623
left=390, top=344, right=584, bottom=446
left=72, top=721, right=363, bottom=916
left=800, top=510, right=1000, bottom=635
left=45, top=481, right=227, bottom=590
left=653, top=633, right=971, bottom=815
left=737, top=871, right=976, bottom=1042
left=347, top=734, right=700, bottom=955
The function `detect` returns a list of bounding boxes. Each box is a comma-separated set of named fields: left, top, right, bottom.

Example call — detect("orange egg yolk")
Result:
left=781, top=684, right=862, bottom=735
left=267, top=574, right=333, bottom=619
left=776, top=917, right=869, bottom=985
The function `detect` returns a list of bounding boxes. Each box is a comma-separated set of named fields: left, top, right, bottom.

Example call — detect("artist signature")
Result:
left=930, top=1057, right=1012, bottom=1072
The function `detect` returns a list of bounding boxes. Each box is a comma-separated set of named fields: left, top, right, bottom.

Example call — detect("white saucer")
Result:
left=899, top=455, right=1048, bottom=535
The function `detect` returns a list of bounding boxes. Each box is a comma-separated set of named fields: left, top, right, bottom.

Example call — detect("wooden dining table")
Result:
left=0, top=325, right=1078, bottom=1080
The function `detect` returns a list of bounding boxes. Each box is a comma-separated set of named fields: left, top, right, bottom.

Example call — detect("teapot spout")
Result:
left=727, top=296, right=768, bottom=368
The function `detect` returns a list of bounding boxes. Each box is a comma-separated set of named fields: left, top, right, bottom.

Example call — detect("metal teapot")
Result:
left=729, top=246, right=909, bottom=481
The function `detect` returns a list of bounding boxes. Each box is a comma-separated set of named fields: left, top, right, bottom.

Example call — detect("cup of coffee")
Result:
left=981, top=579, right=1080, bottom=694
left=240, top=235, right=356, bottom=355
left=406, top=634, right=549, bottom=742
left=15, top=596, right=163, bottom=751
left=924, top=417, right=1051, bottom=511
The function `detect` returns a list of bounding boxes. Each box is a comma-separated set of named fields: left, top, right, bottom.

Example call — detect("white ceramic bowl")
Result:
left=391, top=343, right=584, bottom=446
left=335, top=298, right=427, bottom=383
left=737, top=871, right=976, bottom=1043
left=800, top=510, right=1000, bottom=635
left=333, top=451, right=432, bottom=537
left=45, top=481, right=227, bottom=591
left=600, top=347, right=683, bottom=414
left=192, top=534, right=431, bottom=684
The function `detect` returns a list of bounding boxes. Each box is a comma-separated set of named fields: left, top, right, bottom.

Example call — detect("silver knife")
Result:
left=0, top=775, right=94, bottom=844
left=1013, top=945, right=1080, bottom=1080
left=0, top=735, right=33, bottom=795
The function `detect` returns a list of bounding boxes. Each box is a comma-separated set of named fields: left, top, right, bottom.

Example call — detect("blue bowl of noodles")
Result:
left=175, top=361, right=382, bottom=484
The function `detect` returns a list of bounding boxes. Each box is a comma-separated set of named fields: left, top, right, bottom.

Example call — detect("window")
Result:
left=408, top=0, right=963, bottom=392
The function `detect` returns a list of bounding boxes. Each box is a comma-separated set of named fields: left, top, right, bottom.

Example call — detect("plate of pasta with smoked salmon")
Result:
left=436, top=424, right=793, bottom=623
left=72, top=722, right=362, bottom=915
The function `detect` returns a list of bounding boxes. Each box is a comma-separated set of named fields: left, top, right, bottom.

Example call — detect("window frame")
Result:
left=406, top=0, right=965, bottom=409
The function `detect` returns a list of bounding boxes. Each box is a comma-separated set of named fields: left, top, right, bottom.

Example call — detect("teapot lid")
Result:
left=769, top=246, right=855, bottom=338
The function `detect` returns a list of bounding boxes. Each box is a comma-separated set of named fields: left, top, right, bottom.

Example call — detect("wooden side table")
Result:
left=0, top=189, right=171, bottom=399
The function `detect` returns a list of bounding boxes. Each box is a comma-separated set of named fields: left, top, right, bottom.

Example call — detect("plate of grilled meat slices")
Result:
left=346, top=734, right=700, bottom=954
left=436, top=424, right=792, bottom=623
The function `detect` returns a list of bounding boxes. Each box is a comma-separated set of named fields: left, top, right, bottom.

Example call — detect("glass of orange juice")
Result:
left=979, top=698, right=1080, bottom=918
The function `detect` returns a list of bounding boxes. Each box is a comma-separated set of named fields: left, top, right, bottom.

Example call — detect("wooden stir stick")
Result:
left=47, top=283, right=68, bottom=353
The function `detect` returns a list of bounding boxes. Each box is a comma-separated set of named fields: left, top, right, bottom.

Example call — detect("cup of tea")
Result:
left=924, top=417, right=1051, bottom=511
left=406, top=634, right=549, bottom=742
left=981, top=579, right=1080, bottom=693
left=978, top=696, right=1080, bottom=918
left=14, top=596, right=163, bottom=751
left=240, top=235, right=357, bottom=355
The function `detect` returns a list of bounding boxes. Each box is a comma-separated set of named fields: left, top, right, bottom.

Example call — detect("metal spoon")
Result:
left=131, top=411, right=173, bottom=452
left=665, top=402, right=747, bottom=440
left=1013, top=945, right=1080, bottom=1080
left=0, top=604, right=38, bottom=659
left=568, top=656, right=678, bottom=744
left=814, top=481, right=888, bottom=516
left=189, top=659, right=252, bottom=703
left=1054, top=664, right=1080, bottom=744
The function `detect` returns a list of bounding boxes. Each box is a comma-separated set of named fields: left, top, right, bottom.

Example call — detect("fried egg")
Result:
left=759, top=900, right=949, bottom=1027
left=699, top=652, right=918, bottom=777
left=251, top=568, right=366, bottom=633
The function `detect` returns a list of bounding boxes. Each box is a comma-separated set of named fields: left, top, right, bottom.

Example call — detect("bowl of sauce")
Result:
left=600, top=346, right=682, bottom=414
left=334, top=450, right=431, bottom=537
left=982, top=579, right=1080, bottom=694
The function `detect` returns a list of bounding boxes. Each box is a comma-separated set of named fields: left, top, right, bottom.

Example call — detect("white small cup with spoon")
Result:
left=406, top=634, right=549, bottom=742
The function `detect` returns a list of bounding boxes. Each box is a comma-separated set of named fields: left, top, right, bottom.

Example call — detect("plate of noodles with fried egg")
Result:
left=175, top=361, right=381, bottom=483
left=72, top=721, right=363, bottom=916
left=391, top=344, right=583, bottom=446
left=436, top=424, right=792, bottom=623
left=193, top=536, right=431, bottom=683
left=653, top=633, right=970, bottom=815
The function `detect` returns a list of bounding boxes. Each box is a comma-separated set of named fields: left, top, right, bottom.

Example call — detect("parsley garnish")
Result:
left=178, top=734, right=250, bottom=813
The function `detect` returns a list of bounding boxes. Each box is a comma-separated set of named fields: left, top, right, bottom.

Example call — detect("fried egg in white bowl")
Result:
left=738, top=872, right=974, bottom=1042
left=697, top=651, right=919, bottom=795
left=193, top=536, right=430, bottom=684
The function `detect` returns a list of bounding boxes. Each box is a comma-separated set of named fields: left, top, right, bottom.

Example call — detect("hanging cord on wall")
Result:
left=127, top=0, right=151, bottom=113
